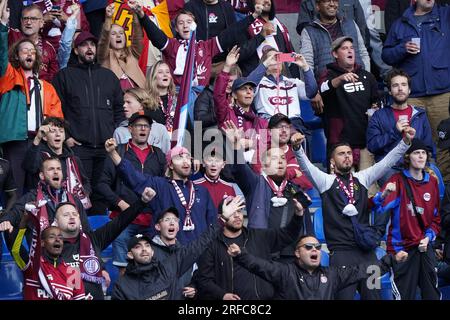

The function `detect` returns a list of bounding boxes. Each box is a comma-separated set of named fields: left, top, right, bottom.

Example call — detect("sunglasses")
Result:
left=299, top=243, right=322, bottom=251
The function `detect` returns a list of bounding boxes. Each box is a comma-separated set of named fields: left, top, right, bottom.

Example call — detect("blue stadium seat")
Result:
left=306, top=187, right=322, bottom=209
left=310, top=129, right=327, bottom=166
left=320, top=250, right=329, bottom=267
left=300, top=100, right=322, bottom=130
left=88, top=215, right=111, bottom=230
left=375, top=246, right=393, bottom=300
left=313, top=208, right=326, bottom=243
left=428, top=162, right=445, bottom=199
left=440, top=285, right=450, bottom=300
left=0, top=234, right=23, bottom=300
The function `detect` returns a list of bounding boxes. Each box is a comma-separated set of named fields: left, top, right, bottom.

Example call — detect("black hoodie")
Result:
left=112, top=225, right=220, bottom=300
left=52, top=63, right=125, bottom=148
left=319, top=62, right=379, bottom=148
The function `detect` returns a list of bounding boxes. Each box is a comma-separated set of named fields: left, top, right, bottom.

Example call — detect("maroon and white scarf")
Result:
left=160, top=94, right=176, bottom=133
left=262, top=172, right=288, bottom=207
left=335, top=174, right=359, bottom=217
left=234, top=106, right=256, bottom=129
left=171, top=180, right=196, bottom=231
left=66, top=157, right=92, bottom=209
left=78, top=232, right=103, bottom=284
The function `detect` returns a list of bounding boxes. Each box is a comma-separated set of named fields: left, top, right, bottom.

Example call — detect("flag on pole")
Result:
left=171, top=27, right=197, bottom=148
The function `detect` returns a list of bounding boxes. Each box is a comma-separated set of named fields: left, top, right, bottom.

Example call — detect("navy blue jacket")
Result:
left=367, top=105, right=435, bottom=163
left=116, top=158, right=217, bottom=245
left=382, top=5, right=450, bottom=97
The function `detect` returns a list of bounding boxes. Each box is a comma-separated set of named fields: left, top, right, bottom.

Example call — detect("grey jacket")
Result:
left=300, top=18, right=370, bottom=79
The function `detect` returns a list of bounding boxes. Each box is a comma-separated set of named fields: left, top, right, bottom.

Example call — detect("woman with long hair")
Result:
left=97, top=3, right=146, bottom=90
left=145, top=60, right=177, bottom=135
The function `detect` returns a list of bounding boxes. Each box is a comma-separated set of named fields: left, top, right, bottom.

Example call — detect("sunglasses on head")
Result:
left=299, top=243, right=322, bottom=251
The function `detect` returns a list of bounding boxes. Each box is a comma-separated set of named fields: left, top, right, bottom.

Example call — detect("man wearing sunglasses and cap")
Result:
left=227, top=234, right=394, bottom=300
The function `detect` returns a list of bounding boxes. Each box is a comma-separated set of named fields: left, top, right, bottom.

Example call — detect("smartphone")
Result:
left=51, top=5, right=61, bottom=11
left=399, top=115, right=408, bottom=124
left=294, top=190, right=312, bottom=208
left=277, top=53, right=295, bottom=63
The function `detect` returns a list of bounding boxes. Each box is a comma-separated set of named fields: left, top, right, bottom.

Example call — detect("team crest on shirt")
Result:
left=423, top=193, right=431, bottom=202
left=209, top=13, right=218, bottom=23
left=198, top=49, right=204, bottom=58
left=83, top=258, right=101, bottom=275
left=320, top=275, right=327, bottom=284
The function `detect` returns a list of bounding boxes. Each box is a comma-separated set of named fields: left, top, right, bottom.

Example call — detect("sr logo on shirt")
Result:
left=343, top=82, right=365, bottom=93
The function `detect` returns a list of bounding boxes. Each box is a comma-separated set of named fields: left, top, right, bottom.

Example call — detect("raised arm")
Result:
left=229, top=245, right=286, bottom=285
left=105, top=138, right=158, bottom=195
left=291, top=134, right=335, bottom=194
left=355, top=127, right=414, bottom=189
left=92, top=188, right=155, bottom=251
left=136, top=9, right=168, bottom=50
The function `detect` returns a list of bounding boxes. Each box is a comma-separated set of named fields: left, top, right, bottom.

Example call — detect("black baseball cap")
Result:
left=157, top=207, right=179, bottom=222
left=127, top=233, right=152, bottom=251
left=437, top=118, right=450, bottom=149
left=128, top=111, right=153, bottom=126
left=231, top=77, right=257, bottom=92
left=406, top=138, right=430, bottom=154
left=268, top=113, right=291, bottom=129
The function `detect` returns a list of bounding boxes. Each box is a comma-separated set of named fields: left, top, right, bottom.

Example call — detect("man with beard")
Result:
left=319, top=37, right=379, bottom=172
left=23, top=117, right=91, bottom=205
left=8, top=4, right=59, bottom=81
left=368, top=69, right=434, bottom=185
left=112, top=203, right=232, bottom=300
left=11, top=225, right=87, bottom=300
left=291, top=126, right=415, bottom=299
left=227, top=235, right=395, bottom=300
left=53, top=187, right=156, bottom=299
left=373, top=139, right=441, bottom=300
left=105, top=139, right=217, bottom=245
left=382, top=0, right=450, bottom=184
left=0, top=158, right=90, bottom=250
left=52, top=30, right=125, bottom=214
left=195, top=195, right=305, bottom=300
left=0, top=0, right=63, bottom=196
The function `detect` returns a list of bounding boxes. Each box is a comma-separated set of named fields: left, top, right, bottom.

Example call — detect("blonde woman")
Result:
left=97, top=3, right=146, bottom=90
left=146, top=61, right=178, bottom=134
left=114, top=88, right=170, bottom=153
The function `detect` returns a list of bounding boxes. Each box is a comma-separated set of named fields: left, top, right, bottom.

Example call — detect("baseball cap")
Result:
left=405, top=138, right=430, bottom=154
left=231, top=77, right=257, bottom=92
left=128, top=111, right=153, bottom=126
left=268, top=113, right=291, bottom=129
left=157, top=207, right=180, bottom=222
left=74, top=31, right=98, bottom=48
left=437, top=118, right=450, bottom=149
left=127, top=233, right=152, bottom=251
left=331, top=36, right=354, bottom=52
